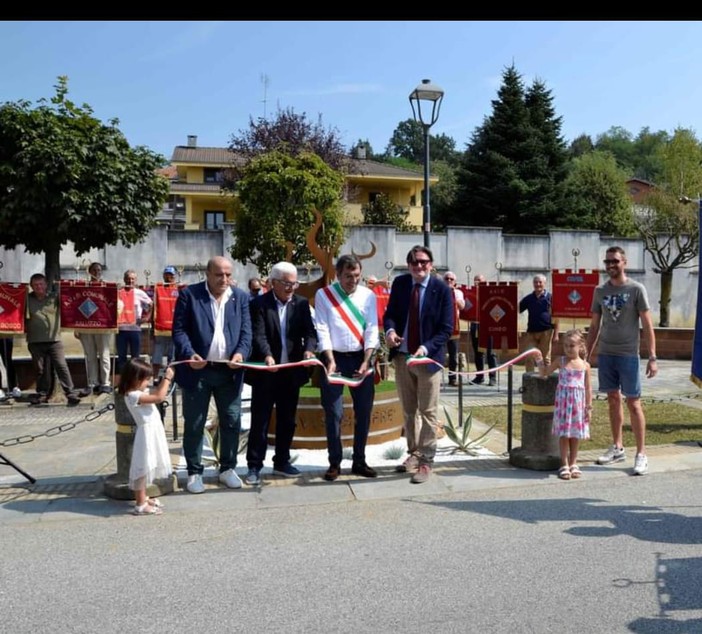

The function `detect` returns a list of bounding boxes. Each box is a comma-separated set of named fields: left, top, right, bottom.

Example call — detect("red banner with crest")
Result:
left=477, top=282, right=519, bottom=353
left=458, top=284, right=477, bottom=322
left=0, top=283, right=26, bottom=334
left=59, top=280, right=118, bottom=332
left=551, top=269, right=600, bottom=319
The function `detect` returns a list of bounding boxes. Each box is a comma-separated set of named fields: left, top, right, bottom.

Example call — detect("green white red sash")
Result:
left=322, top=282, right=366, bottom=347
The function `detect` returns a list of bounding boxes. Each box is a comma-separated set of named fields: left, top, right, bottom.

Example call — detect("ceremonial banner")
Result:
left=153, top=283, right=184, bottom=335
left=458, top=284, right=477, bottom=322
left=692, top=200, right=702, bottom=388
left=372, top=284, right=391, bottom=329
left=551, top=269, right=600, bottom=319
left=59, top=280, right=118, bottom=332
left=0, top=283, right=26, bottom=334
left=477, top=282, right=519, bottom=353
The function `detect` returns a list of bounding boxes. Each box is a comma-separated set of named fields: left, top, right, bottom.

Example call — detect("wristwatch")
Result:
left=648, top=356, right=657, bottom=362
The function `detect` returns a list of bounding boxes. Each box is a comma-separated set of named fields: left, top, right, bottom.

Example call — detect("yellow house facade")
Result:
left=165, top=136, right=437, bottom=230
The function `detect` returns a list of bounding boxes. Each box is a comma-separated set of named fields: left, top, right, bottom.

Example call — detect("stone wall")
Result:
left=0, top=224, right=698, bottom=328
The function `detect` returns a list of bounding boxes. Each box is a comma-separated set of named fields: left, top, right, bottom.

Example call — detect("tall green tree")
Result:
left=638, top=128, right=702, bottom=326
left=0, top=77, right=169, bottom=284
left=451, top=65, right=565, bottom=233
left=229, top=151, right=345, bottom=272
left=561, top=150, right=635, bottom=235
left=568, top=134, right=595, bottom=158
left=386, top=118, right=459, bottom=165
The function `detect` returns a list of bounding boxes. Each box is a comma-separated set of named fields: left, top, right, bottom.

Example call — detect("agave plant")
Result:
left=441, top=406, right=496, bottom=455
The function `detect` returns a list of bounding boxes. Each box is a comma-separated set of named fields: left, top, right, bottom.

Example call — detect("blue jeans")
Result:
left=320, top=351, right=374, bottom=467
left=116, top=329, right=141, bottom=372
left=182, top=365, right=244, bottom=475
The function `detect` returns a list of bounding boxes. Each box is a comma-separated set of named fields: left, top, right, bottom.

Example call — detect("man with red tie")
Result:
left=383, top=246, right=454, bottom=484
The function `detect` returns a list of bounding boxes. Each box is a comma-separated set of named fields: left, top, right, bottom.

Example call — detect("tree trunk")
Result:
left=658, top=269, right=673, bottom=327
left=43, top=243, right=61, bottom=292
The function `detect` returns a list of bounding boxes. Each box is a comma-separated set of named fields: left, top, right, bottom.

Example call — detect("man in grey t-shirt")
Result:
left=586, top=246, right=658, bottom=476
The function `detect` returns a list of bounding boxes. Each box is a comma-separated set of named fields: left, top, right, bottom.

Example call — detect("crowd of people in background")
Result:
left=1, top=243, right=658, bottom=496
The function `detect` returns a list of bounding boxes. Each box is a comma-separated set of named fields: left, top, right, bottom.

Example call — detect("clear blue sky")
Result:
left=2, top=20, right=701, bottom=162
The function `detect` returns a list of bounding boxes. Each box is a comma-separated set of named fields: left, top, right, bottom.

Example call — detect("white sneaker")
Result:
left=597, top=445, right=626, bottom=465
left=186, top=474, right=205, bottom=494
left=218, top=469, right=242, bottom=489
left=11, top=387, right=22, bottom=398
left=633, top=453, right=649, bottom=476
left=0, top=389, right=5, bottom=400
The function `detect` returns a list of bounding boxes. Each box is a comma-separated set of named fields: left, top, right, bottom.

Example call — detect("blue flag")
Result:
left=692, top=199, right=702, bottom=387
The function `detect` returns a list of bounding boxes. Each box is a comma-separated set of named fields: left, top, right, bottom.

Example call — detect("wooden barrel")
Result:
left=269, top=387, right=403, bottom=450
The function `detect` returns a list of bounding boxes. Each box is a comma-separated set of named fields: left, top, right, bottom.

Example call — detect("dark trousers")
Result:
left=182, top=365, right=243, bottom=475
left=470, top=326, right=497, bottom=383
left=247, top=370, right=301, bottom=470
left=320, top=351, right=374, bottom=467
left=28, top=341, right=76, bottom=396
left=0, top=337, right=16, bottom=389
left=116, top=329, right=141, bottom=372
left=446, top=338, right=459, bottom=381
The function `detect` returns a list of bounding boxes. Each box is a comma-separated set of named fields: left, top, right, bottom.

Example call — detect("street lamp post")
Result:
left=409, top=78, right=444, bottom=248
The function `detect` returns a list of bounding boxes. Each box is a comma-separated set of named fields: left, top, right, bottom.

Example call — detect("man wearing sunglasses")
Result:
left=586, top=246, right=658, bottom=476
left=384, top=246, right=454, bottom=484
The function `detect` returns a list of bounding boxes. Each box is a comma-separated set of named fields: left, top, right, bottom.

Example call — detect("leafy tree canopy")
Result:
left=227, top=106, right=348, bottom=176
left=0, top=76, right=169, bottom=283
left=229, top=150, right=345, bottom=272
left=385, top=118, right=458, bottom=165
left=362, top=194, right=413, bottom=231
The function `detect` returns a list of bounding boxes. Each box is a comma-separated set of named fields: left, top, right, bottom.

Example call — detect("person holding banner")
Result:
left=586, top=246, right=658, bottom=476
left=384, top=246, right=454, bottom=484
left=443, top=271, right=465, bottom=386
left=315, top=254, right=379, bottom=482
left=172, top=256, right=252, bottom=494
left=244, top=262, right=317, bottom=486
left=25, top=274, right=81, bottom=406
left=519, top=274, right=558, bottom=373
left=76, top=261, right=113, bottom=396
left=116, top=270, right=152, bottom=374
left=151, top=265, right=179, bottom=378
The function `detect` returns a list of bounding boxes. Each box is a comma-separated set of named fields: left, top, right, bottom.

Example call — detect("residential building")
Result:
left=160, top=136, right=437, bottom=230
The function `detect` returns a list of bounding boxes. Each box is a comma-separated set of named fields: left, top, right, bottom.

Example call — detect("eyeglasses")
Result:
left=411, top=259, right=431, bottom=267
left=273, top=279, right=299, bottom=290
left=603, top=259, right=623, bottom=265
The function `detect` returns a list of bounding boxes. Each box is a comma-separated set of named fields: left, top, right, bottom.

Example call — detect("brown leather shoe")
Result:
left=324, top=465, right=341, bottom=481
left=395, top=455, right=419, bottom=473
left=351, top=462, right=377, bottom=478
left=410, top=464, right=432, bottom=484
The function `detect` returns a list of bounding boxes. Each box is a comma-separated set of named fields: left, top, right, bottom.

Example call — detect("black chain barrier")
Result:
left=0, top=403, right=115, bottom=448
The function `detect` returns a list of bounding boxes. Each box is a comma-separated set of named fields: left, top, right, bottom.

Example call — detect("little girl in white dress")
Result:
left=118, top=358, right=174, bottom=515
left=536, top=329, right=592, bottom=481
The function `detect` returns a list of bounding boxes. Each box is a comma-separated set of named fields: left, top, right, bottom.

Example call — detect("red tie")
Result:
left=408, top=283, right=421, bottom=353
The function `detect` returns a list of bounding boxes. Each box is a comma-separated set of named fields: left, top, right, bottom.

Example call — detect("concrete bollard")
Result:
left=509, top=372, right=560, bottom=471
left=103, top=392, right=175, bottom=500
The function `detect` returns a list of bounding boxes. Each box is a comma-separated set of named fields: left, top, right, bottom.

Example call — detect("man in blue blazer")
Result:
left=172, top=256, right=252, bottom=494
left=383, top=245, right=454, bottom=484
left=244, top=261, right=317, bottom=486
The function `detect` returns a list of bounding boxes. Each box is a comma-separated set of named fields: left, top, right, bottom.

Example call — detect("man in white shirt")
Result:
left=315, top=254, right=379, bottom=482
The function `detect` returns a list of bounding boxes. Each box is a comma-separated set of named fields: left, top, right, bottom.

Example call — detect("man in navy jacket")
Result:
left=383, top=245, right=453, bottom=484
left=173, top=256, right=252, bottom=494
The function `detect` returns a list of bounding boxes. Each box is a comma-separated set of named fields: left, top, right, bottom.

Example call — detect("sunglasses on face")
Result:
left=444, top=277, right=455, bottom=281
left=410, top=259, right=431, bottom=267
left=603, top=259, right=623, bottom=265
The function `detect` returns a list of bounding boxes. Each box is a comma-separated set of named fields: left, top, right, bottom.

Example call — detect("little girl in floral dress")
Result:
left=536, top=328, right=592, bottom=480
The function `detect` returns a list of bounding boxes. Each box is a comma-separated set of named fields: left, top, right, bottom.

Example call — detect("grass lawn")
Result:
left=470, top=399, right=702, bottom=451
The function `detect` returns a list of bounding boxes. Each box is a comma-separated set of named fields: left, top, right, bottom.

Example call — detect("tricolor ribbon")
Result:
left=406, top=348, right=542, bottom=379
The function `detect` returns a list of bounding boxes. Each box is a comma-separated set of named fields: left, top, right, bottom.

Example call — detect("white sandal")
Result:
left=558, top=466, right=571, bottom=480
left=132, top=502, right=163, bottom=516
